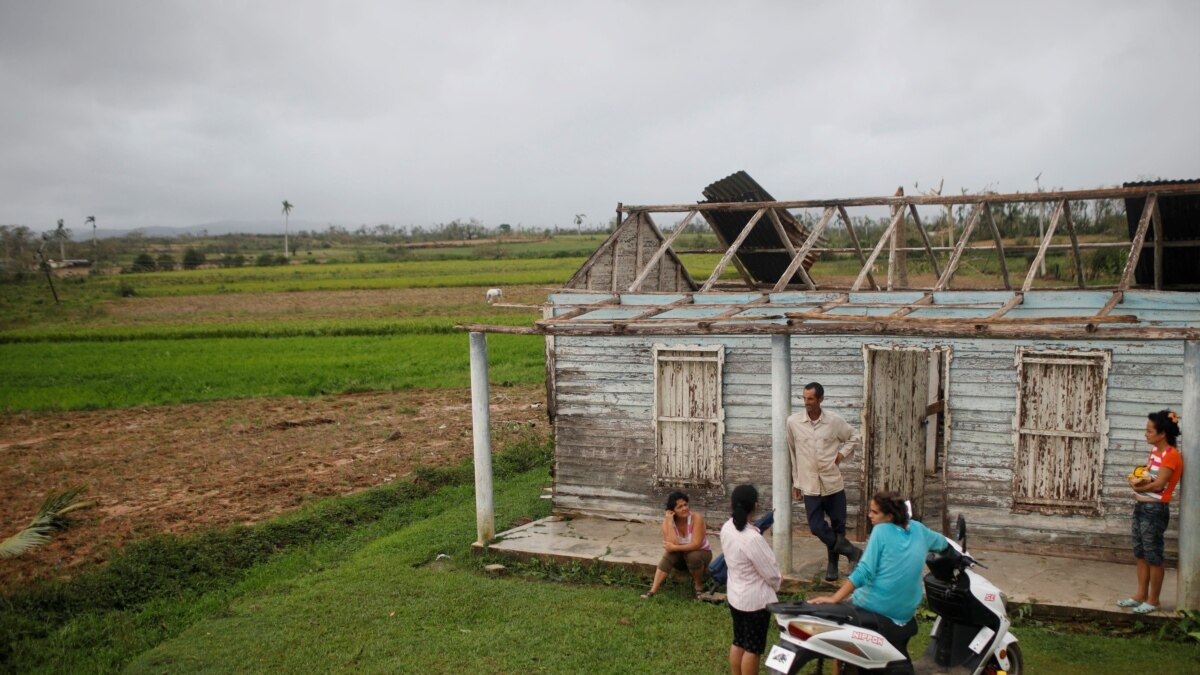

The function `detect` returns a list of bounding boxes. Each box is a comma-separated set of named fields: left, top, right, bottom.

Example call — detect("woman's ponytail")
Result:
left=730, top=484, right=758, bottom=531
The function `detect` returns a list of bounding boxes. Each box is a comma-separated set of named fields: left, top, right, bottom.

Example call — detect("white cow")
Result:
left=485, top=288, right=503, bottom=305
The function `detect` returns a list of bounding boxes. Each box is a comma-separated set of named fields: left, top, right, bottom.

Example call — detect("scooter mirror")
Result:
left=956, top=514, right=967, bottom=549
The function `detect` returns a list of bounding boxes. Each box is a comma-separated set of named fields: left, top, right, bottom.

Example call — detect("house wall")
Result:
left=552, top=333, right=1185, bottom=562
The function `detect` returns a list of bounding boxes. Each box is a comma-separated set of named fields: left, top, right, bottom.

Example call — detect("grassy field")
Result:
left=4, top=453, right=1196, bottom=674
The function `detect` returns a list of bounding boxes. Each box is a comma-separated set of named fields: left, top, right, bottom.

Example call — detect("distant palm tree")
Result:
left=574, top=213, right=586, bottom=235
left=281, top=200, right=294, bottom=258
left=86, top=215, right=96, bottom=262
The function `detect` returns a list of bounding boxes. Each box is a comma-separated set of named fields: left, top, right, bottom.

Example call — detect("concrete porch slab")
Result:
left=476, top=515, right=1178, bottom=622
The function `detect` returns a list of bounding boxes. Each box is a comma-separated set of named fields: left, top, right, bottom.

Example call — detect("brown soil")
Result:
left=0, top=384, right=547, bottom=588
left=99, top=285, right=550, bottom=325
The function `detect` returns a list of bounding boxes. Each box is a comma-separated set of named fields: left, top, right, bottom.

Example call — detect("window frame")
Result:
left=651, top=343, right=725, bottom=489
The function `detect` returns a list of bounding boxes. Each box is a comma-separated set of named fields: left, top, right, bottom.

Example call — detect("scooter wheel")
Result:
left=986, top=643, right=1023, bottom=675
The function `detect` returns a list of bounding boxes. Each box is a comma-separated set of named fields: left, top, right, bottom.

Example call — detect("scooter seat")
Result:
left=766, top=602, right=866, bottom=627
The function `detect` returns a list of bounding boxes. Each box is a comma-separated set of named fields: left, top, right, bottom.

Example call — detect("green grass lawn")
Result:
left=5, top=458, right=1196, bottom=674
left=0, top=332, right=546, bottom=411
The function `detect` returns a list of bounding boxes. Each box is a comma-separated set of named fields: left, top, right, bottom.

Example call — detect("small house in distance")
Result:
left=463, top=174, right=1200, bottom=581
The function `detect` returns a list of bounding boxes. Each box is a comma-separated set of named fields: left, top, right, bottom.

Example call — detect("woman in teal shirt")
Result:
left=809, top=491, right=948, bottom=655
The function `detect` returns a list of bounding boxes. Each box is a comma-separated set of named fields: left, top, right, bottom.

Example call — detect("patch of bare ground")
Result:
left=99, top=285, right=550, bottom=325
left=0, top=384, right=547, bottom=588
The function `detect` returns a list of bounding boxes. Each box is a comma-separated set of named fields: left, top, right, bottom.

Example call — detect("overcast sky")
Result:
left=1, top=1, right=1197, bottom=233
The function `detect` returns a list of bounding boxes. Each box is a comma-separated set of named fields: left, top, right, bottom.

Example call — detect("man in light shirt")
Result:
left=787, top=381, right=862, bottom=581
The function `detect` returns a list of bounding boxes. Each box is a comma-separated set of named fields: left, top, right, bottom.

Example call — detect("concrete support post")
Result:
left=771, top=334, right=793, bottom=572
left=469, top=331, right=495, bottom=546
left=1179, top=340, right=1200, bottom=610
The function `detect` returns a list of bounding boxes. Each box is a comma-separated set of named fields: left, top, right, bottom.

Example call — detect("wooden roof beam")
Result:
left=1021, top=199, right=1066, bottom=292
left=838, top=206, right=878, bottom=291
left=888, top=292, right=935, bottom=319
left=627, top=210, right=698, bottom=292
left=932, top=203, right=985, bottom=292
left=851, top=204, right=909, bottom=292
left=701, top=208, right=767, bottom=292
left=770, top=206, right=835, bottom=292
left=563, top=212, right=639, bottom=288
left=701, top=212, right=760, bottom=290
left=766, top=209, right=817, bottom=290
left=988, top=292, right=1025, bottom=319
left=785, top=311, right=1136, bottom=326
left=621, top=182, right=1200, bottom=212
left=1118, top=192, right=1159, bottom=291
left=907, top=204, right=942, bottom=280
left=981, top=205, right=1012, bottom=290
left=1061, top=201, right=1086, bottom=289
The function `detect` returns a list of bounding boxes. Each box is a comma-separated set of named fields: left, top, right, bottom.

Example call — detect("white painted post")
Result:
left=469, top=331, right=495, bottom=546
left=1179, top=340, right=1200, bottom=610
left=771, top=334, right=793, bottom=572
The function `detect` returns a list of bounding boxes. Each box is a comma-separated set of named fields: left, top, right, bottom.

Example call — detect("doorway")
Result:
left=859, top=345, right=949, bottom=537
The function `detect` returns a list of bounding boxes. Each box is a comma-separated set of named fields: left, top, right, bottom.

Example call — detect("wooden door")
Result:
left=863, top=348, right=934, bottom=530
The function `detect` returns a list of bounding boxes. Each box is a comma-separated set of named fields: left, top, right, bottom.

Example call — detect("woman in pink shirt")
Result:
left=720, top=484, right=781, bottom=675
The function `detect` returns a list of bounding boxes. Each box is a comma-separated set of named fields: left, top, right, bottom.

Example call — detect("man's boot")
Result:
left=834, top=535, right=862, bottom=572
left=824, top=549, right=840, bottom=582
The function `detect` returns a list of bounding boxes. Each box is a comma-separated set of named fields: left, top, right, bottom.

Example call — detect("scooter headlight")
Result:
left=787, top=620, right=838, bottom=641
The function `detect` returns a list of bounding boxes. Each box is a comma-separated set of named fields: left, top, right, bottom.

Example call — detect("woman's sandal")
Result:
left=640, top=590, right=657, bottom=599
left=694, top=589, right=705, bottom=600
left=1132, top=602, right=1158, bottom=614
left=1117, top=598, right=1141, bottom=608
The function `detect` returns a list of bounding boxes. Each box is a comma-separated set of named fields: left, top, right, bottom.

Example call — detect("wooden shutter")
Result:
left=1013, top=349, right=1110, bottom=513
left=653, top=345, right=724, bottom=488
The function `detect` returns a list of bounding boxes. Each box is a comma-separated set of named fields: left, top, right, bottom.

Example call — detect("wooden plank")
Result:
left=1094, top=291, right=1124, bottom=318
left=701, top=212, right=759, bottom=290
left=563, top=212, right=640, bottom=288
left=907, top=204, right=941, bottom=279
left=701, top=208, right=767, bottom=291
left=1152, top=198, right=1165, bottom=290
left=887, top=293, right=934, bottom=319
left=981, top=205, right=1012, bottom=290
left=838, top=206, right=878, bottom=290
left=627, top=210, right=697, bottom=292
left=1061, top=201, right=1086, bottom=289
left=619, top=182, right=1200, bottom=212
left=770, top=206, right=836, bottom=292
left=851, top=205, right=909, bottom=291
left=1118, top=192, right=1158, bottom=291
left=987, top=292, right=1024, bottom=319
left=1021, top=199, right=1066, bottom=292
left=784, top=311, right=1136, bottom=325
left=933, top=203, right=985, bottom=292
left=767, top=208, right=818, bottom=290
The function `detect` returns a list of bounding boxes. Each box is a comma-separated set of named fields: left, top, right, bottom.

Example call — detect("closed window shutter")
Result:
left=654, top=345, right=724, bottom=487
left=1013, top=349, right=1110, bottom=513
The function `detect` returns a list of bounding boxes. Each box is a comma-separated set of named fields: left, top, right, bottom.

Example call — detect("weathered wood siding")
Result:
left=564, top=213, right=692, bottom=292
left=552, top=333, right=1184, bottom=561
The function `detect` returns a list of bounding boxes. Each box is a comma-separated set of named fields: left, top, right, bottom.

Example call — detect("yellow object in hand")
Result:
left=1128, top=465, right=1149, bottom=481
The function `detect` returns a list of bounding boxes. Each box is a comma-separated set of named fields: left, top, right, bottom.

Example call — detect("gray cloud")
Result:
left=1, top=0, right=1197, bottom=233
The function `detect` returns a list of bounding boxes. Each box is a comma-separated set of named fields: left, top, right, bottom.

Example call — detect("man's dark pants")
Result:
left=804, top=491, right=847, bottom=550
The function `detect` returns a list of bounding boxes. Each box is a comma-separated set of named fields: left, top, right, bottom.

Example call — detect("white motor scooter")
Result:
left=764, top=516, right=1021, bottom=675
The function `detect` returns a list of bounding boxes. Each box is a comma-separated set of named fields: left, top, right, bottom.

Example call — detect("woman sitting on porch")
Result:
left=640, top=491, right=712, bottom=599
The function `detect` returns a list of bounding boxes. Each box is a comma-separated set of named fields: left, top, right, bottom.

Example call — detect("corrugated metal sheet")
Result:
left=701, top=171, right=818, bottom=286
left=1123, top=179, right=1200, bottom=288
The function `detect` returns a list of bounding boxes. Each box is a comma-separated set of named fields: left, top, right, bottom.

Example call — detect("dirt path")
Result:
left=0, top=385, right=546, bottom=587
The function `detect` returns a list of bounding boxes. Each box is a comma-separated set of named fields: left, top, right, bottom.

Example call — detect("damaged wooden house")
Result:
left=463, top=172, right=1200, bottom=577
